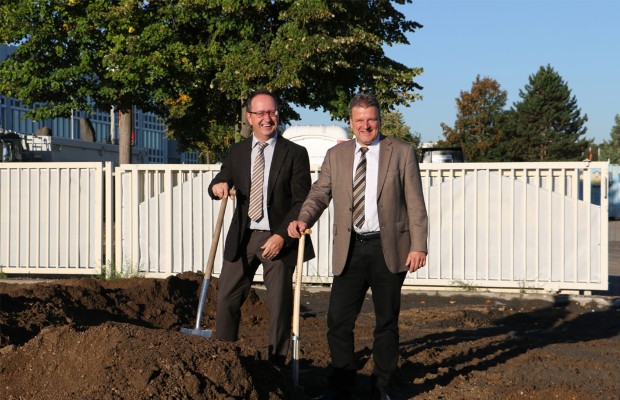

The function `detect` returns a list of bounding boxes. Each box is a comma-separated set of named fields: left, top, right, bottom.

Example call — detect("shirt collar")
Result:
left=355, top=134, right=381, bottom=152
left=253, top=132, right=278, bottom=147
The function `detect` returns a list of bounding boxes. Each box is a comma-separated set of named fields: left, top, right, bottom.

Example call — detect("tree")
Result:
left=440, top=75, right=508, bottom=162
left=381, top=111, right=420, bottom=147
left=599, top=115, right=620, bottom=163
left=1, top=1, right=424, bottom=163
left=506, top=65, right=589, bottom=161
left=0, top=1, right=181, bottom=164
left=162, top=1, right=425, bottom=151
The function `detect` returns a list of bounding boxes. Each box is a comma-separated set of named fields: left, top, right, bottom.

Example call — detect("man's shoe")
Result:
left=377, top=391, right=391, bottom=400
left=311, top=389, right=353, bottom=400
left=371, top=387, right=391, bottom=400
left=268, top=354, right=287, bottom=368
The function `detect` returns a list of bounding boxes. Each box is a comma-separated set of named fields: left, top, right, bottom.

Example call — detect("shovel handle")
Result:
left=292, top=229, right=311, bottom=339
left=292, top=229, right=311, bottom=387
left=204, top=188, right=236, bottom=278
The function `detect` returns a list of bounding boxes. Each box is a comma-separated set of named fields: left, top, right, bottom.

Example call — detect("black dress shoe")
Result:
left=268, top=354, right=287, bottom=368
left=371, top=387, right=392, bottom=400
left=377, top=391, right=391, bottom=400
left=311, top=389, right=353, bottom=400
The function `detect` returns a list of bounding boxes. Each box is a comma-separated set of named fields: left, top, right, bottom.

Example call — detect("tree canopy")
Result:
left=440, top=75, right=507, bottom=162
left=599, top=114, right=620, bottom=163
left=0, top=0, right=424, bottom=162
left=381, top=111, right=420, bottom=147
left=439, top=66, right=590, bottom=162
left=506, top=65, right=589, bottom=161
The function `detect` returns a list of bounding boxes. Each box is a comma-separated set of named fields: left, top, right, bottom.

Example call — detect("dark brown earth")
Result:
left=1, top=272, right=619, bottom=400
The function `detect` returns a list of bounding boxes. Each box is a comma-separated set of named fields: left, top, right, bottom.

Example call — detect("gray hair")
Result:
left=348, top=92, right=381, bottom=119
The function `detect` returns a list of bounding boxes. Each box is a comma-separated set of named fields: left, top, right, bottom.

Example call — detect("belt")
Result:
left=354, top=231, right=381, bottom=241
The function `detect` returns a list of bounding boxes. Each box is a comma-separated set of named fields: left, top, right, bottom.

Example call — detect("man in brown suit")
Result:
left=288, top=92, right=428, bottom=400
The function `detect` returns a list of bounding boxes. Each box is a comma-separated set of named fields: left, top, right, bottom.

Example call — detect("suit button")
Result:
left=347, top=228, right=351, bottom=232
left=349, top=207, right=352, bottom=211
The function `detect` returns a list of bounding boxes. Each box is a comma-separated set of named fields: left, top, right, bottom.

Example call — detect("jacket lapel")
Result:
left=241, top=137, right=254, bottom=195
left=343, top=139, right=356, bottom=202
left=267, top=134, right=288, bottom=201
left=377, top=136, right=393, bottom=199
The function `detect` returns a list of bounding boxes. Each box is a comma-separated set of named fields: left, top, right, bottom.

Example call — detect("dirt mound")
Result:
left=1, top=274, right=619, bottom=399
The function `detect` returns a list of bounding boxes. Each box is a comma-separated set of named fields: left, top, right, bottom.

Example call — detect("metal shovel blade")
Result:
left=180, top=327, right=212, bottom=338
left=181, top=277, right=213, bottom=338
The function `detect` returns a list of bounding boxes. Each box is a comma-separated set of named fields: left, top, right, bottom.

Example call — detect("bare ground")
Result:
left=1, top=272, right=619, bottom=400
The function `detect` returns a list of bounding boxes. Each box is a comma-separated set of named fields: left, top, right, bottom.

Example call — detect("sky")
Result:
left=293, top=0, right=620, bottom=145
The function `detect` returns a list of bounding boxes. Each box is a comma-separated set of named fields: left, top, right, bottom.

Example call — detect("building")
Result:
left=0, top=44, right=197, bottom=164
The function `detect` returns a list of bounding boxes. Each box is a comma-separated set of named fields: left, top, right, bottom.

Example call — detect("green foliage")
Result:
left=441, top=75, right=508, bottom=161
left=505, top=65, right=589, bottom=161
left=0, top=266, right=6, bottom=280
left=100, top=259, right=144, bottom=280
left=452, top=280, right=478, bottom=292
left=1, top=1, right=424, bottom=154
left=598, top=115, right=620, bottom=163
left=381, top=111, right=420, bottom=147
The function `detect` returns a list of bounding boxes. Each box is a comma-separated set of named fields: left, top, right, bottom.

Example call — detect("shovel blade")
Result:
left=180, top=328, right=213, bottom=338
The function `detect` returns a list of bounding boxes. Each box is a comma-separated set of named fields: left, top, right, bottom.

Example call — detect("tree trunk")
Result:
left=119, top=108, right=133, bottom=165
left=240, top=102, right=251, bottom=140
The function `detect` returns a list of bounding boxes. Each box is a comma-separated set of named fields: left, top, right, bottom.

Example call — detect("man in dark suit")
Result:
left=288, top=92, right=428, bottom=399
left=209, top=89, right=314, bottom=366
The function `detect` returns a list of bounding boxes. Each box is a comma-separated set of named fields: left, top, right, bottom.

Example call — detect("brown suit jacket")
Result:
left=297, top=136, right=428, bottom=275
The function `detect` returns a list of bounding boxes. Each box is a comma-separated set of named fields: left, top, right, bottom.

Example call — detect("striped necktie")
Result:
left=352, top=147, right=368, bottom=229
left=248, top=141, right=268, bottom=222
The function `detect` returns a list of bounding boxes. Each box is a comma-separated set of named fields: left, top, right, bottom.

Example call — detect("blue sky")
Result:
left=293, top=0, right=620, bottom=145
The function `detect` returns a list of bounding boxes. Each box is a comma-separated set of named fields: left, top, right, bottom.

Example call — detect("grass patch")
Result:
left=452, top=280, right=478, bottom=292
left=0, top=267, right=6, bottom=280
left=100, top=259, right=144, bottom=280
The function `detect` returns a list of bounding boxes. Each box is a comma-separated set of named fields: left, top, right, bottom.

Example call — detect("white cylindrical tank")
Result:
left=283, top=125, right=349, bottom=166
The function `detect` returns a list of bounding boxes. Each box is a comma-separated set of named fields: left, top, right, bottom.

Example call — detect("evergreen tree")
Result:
left=440, top=75, right=508, bottom=162
left=599, top=114, right=620, bottom=163
left=507, top=65, right=589, bottom=161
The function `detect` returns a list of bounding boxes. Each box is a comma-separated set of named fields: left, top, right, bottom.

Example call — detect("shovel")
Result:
left=181, top=188, right=235, bottom=338
left=292, top=228, right=311, bottom=388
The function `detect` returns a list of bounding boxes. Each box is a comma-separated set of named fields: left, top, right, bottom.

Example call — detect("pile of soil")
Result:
left=1, top=273, right=619, bottom=399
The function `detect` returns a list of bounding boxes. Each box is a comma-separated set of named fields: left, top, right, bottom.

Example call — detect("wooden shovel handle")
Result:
left=292, top=229, right=312, bottom=338
left=203, top=188, right=236, bottom=278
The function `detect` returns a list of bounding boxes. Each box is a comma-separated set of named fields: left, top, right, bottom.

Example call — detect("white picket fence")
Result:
left=0, top=162, right=113, bottom=274
left=0, top=161, right=609, bottom=293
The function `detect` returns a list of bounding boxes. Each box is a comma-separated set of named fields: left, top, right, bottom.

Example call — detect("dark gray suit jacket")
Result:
left=208, top=134, right=315, bottom=266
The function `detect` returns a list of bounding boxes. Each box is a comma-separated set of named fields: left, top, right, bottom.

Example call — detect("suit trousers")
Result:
left=216, top=230, right=295, bottom=358
left=327, top=235, right=406, bottom=392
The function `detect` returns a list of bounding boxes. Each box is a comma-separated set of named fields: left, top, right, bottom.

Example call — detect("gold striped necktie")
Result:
left=352, top=147, right=368, bottom=229
left=248, top=141, right=268, bottom=222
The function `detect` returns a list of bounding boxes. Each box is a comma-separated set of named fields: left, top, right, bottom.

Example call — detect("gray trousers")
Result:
left=216, top=230, right=295, bottom=358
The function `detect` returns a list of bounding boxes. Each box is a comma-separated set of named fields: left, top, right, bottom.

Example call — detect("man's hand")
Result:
left=406, top=251, right=427, bottom=273
left=287, top=221, right=308, bottom=239
left=211, top=182, right=234, bottom=200
left=261, top=234, right=284, bottom=259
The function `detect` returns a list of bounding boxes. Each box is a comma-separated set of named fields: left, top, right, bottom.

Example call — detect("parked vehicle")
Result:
left=0, top=129, right=148, bottom=164
left=421, top=147, right=465, bottom=163
left=0, top=131, right=25, bottom=162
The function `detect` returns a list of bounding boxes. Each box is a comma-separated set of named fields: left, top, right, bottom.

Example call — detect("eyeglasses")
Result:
left=248, top=110, right=278, bottom=118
